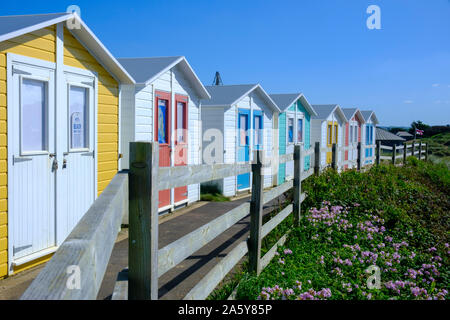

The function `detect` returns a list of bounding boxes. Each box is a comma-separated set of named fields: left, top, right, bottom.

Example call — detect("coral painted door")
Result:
left=155, top=91, right=171, bottom=208
left=174, top=95, right=188, bottom=203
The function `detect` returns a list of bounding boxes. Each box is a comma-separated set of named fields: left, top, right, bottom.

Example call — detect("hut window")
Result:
left=69, top=86, right=89, bottom=150
left=288, top=118, right=294, bottom=143
left=334, top=124, right=338, bottom=144
left=239, top=114, right=248, bottom=146
left=254, top=115, right=262, bottom=146
left=328, top=124, right=332, bottom=145
left=21, top=78, right=48, bottom=152
left=297, top=119, right=303, bottom=142
left=350, top=126, right=354, bottom=143
left=158, top=99, right=169, bottom=144
left=177, top=101, right=186, bottom=143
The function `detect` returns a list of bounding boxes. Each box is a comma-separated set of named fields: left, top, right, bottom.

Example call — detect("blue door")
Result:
left=237, top=109, right=250, bottom=190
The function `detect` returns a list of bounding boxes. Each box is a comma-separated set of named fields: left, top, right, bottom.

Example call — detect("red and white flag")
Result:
left=415, top=129, right=424, bottom=136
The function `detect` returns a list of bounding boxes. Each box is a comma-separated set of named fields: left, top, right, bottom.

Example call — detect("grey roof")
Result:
left=376, top=128, right=406, bottom=141
left=396, top=131, right=413, bottom=137
left=203, top=84, right=279, bottom=112
left=117, top=56, right=210, bottom=99
left=361, top=110, right=380, bottom=125
left=311, top=104, right=345, bottom=120
left=269, top=93, right=301, bottom=112
left=204, top=84, right=257, bottom=106
left=0, top=13, right=70, bottom=41
left=342, top=108, right=358, bottom=120
left=269, top=93, right=317, bottom=116
left=117, top=56, right=182, bottom=84
left=0, top=12, right=135, bottom=84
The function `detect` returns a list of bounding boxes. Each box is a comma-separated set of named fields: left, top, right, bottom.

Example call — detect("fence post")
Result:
left=293, top=144, right=302, bottom=227
left=376, top=141, right=381, bottom=165
left=418, top=141, right=422, bottom=160
left=314, top=142, right=320, bottom=175
left=411, top=140, right=415, bottom=159
left=249, top=150, right=263, bottom=275
left=331, top=143, right=337, bottom=170
left=403, top=142, right=407, bottom=164
left=357, top=142, right=362, bottom=171
left=392, top=144, right=396, bottom=165
left=425, top=143, right=429, bottom=161
left=129, top=142, right=159, bottom=300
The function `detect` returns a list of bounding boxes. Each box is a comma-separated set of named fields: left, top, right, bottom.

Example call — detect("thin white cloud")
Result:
left=435, top=100, right=441, bottom=104
left=403, top=100, right=414, bottom=104
left=432, top=83, right=440, bottom=87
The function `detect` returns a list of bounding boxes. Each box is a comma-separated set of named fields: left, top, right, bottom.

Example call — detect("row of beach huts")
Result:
left=0, top=13, right=379, bottom=277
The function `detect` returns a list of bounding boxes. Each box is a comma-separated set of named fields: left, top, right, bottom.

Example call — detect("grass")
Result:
left=420, top=132, right=450, bottom=168
left=200, top=184, right=231, bottom=202
left=211, top=159, right=450, bottom=300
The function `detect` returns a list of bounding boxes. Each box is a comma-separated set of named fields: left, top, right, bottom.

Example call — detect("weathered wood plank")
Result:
left=158, top=202, right=250, bottom=277
left=249, top=151, right=263, bottom=275
left=392, top=144, right=397, bottom=164
left=380, top=156, right=391, bottom=160
left=293, top=145, right=302, bottom=226
left=158, top=163, right=251, bottom=190
left=129, top=142, right=159, bottom=300
left=261, top=204, right=293, bottom=239
left=183, top=239, right=248, bottom=300
left=260, top=231, right=291, bottom=271
left=357, top=142, right=362, bottom=171
left=21, top=173, right=128, bottom=300
left=111, top=268, right=128, bottom=300
left=304, top=148, right=315, bottom=157
left=314, top=142, right=320, bottom=175
left=262, top=180, right=293, bottom=204
left=279, top=153, right=294, bottom=164
left=301, top=168, right=314, bottom=181
left=380, top=145, right=393, bottom=151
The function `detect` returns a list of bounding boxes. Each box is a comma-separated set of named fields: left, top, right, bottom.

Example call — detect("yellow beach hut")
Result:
left=0, top=12, right=134, bottom=278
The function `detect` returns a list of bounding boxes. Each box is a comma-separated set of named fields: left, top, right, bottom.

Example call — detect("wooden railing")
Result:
left=20, top=138, right=428, bottom=300
left=376, top=140, right=428, bottom=165
left=126, top=142, right=314, bottom=300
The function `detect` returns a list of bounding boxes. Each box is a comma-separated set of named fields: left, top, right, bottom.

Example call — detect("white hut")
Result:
left=201, top=84, right=280, bottom=196
left=310, top=104, right=348, bottom=169
left=361, top=110, right=379, bottom=165
left=118, top=56, right=210, bottom=213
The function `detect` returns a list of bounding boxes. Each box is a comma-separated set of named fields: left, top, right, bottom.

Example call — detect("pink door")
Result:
left=155, top=91, right=171, bottom=208
left=174, top=95, right=188, bottom=203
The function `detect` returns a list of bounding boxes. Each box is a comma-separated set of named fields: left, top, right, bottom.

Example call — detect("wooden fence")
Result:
left=20, top=139, right=428, bottom=300
left=376, top=140, right=428, bottom=165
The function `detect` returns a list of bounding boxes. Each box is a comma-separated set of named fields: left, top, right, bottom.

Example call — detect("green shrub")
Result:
left=213, top=161, right=449, bottom=300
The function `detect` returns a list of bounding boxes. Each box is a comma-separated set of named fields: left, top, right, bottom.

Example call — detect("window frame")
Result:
left=67, top=83, right=92, bottom=152
left=19, top=75, right=50, bottom=156
left=287, top=116, right=294, bottom=144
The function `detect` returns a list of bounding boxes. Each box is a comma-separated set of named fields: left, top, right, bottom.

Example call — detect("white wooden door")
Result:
left=60, top=71, right=96, bottom=239
left=9, top=61, right=57, bottom=264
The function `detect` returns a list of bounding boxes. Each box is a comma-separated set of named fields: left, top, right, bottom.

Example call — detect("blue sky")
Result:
left=2, top=0, right=450, bottom=126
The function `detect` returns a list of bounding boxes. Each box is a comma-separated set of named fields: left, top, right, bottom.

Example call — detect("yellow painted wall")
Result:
left=63, top=27, right=119, bottom=195
left=0, top=25, right=119, bottom=279
left=0, top=26, right=56, bottom=278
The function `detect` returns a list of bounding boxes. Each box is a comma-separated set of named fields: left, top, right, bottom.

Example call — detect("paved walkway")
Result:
left=98, top=194, right=284, bottom=300
left=0, top=193, right=284, bottom=300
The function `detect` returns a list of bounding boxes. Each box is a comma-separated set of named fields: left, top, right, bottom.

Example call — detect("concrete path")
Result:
left=98, top=194, right=283, bottom=300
